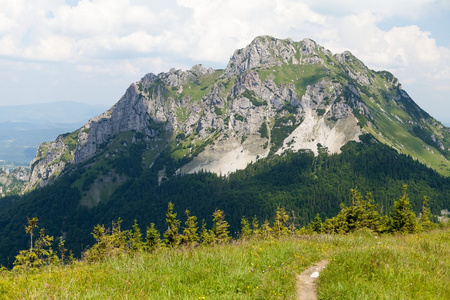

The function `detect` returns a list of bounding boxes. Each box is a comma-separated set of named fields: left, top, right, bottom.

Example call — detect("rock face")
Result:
left=0, top=166, right=29, bottom=197
left=25, top=36, right=450, bottom=190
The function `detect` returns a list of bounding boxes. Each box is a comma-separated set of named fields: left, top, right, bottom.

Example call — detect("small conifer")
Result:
left=145, top=223, right=161, bottom=252
left=273, top=207, right=290, bottom=237
left=181, top=210, right=199, bottom=247
left=312, top=213, right=323, bottom=233
left=240, top=216, right=252, bottom=240
left=389, top=185, right=419, bottom=233
left=14, top=218, right=58, bottom=270
left=420, top=196, right=438, bottom=231
left=130, top=220, right=143, bottom=252
left=211, top=209, right=231, bottom=244
left=251, top=215, right=260, bottom=238
left=261, top=219, right=273, bottom=239
left=163, top=202, right=181, bottom=247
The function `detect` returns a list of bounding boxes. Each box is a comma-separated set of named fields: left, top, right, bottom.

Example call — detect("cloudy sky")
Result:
left=0, top=0, right=449, bottom=123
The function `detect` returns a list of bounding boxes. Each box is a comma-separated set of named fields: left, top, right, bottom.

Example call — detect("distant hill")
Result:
left=0, top=102, right=108, bottom=165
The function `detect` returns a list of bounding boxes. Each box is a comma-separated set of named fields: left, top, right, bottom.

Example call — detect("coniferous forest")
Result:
left=0, top=135, right=449, bottom=267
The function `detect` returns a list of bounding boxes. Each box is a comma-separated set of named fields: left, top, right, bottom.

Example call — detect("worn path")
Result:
left=296, top=260, right=329, bottom=300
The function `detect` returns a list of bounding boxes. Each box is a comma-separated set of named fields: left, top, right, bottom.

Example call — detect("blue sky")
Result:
left=0, top=0, right=449, bottom=123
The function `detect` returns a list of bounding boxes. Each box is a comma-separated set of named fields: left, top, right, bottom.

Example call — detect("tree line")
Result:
left=9, top=185, right=443, bottom=271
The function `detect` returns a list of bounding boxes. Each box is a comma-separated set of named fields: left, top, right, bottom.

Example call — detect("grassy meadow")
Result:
left=1, top=228, right=448, bottom=299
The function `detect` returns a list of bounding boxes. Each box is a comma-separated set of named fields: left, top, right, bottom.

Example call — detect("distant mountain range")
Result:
left=0, top=102, right=108, bottom=165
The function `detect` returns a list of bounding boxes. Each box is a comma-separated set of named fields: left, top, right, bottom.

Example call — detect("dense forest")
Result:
left=0, top=135, right=449, bottom=267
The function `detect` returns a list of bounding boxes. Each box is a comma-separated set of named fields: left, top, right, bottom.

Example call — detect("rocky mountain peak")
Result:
left=225, top=36, right=314, bottom=77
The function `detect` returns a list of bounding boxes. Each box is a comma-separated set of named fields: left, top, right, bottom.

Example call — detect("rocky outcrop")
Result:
left=0, top=166, right=29, bottom=197
left=224, top=36, right=325, bottom=77
left=25, top=136, right=70, bottom=189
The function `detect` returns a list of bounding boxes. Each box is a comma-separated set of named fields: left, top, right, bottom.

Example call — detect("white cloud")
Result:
left=76, top=60, right=139, bottom=76
left=0, top=0, right=179, bottom=61
left=302, top=0, right=441, bottom=20
left=0, top=0, right=448, bottom=121
left=176, top=0, right=328, bottom=62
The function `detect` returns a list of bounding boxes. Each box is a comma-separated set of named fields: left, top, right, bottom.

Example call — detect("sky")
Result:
left=0, top=0, right=449, bottom=123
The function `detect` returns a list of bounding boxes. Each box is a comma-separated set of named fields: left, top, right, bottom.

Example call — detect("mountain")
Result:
left=0, top=36, right=449, bottom=266
left=25, top=36, right=450, bottom=192
left=0, top=102, right=108, bottom=165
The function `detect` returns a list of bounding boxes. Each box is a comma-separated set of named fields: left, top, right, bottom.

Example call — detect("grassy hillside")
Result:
left=1, top=228, right=448, bottom=299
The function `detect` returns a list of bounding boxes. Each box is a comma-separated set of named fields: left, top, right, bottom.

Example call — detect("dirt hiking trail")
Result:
left=296, top=260, right=329, bottom=300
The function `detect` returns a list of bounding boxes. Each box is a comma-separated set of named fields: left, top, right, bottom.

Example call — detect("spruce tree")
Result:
left=34, top=228, right=58, bottom=266
left=211, top=209, right=230, bottom=244
left=111, top=218, right=129, bottom=251
left=389, top=185, right=419, bottom=233
left=130, top=219, right=143, bottom=252
left=200, top=219, right=214, bottom=246
left=84, top=223, right=118, bottom=262
left=163, top=202, right=181, bottom=247
left=312, top=213, right=323, bottom=233
left=14, top=218, right=58, bottom=270
left=58, top=238, right=67, bottom=265
left=261, top=219, right=273, bottom=239
left=181, top=210, right=199, bottom=247
left=239, top=216, right=252, bottom=240
left=251, top=215, right=260, bottom=238
left=273, top=207, right=290, bottom=237
left=145, top=223, right=161, bottom=252
left=420, top=196, right=438, bottom=231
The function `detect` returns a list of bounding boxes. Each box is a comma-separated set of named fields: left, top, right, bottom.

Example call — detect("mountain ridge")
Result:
left=24, top=35, right=449, bottom=194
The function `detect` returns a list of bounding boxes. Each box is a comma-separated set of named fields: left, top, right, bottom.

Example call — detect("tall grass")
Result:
left=1, top=238, right=324, bottom=299
left=319, top=229, right=450, bottom=299
left=1, top=229, right=448, bottom=299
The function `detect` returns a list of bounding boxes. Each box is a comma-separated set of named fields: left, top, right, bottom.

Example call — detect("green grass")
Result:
left=1, top=238, right=323, bottom=299
left=2, top=228, right=448, bottom=299
left=319, top=229, right=450, bottom=299
left=258, top=64, right=327, bottom=98
left=180, top=70, right=223, bottom=103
